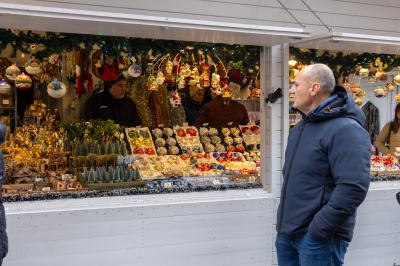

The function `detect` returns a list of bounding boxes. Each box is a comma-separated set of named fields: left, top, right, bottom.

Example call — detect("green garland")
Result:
left=0, top=29, right=260, bottom=73
left=290, top=47, right=400, bottom=79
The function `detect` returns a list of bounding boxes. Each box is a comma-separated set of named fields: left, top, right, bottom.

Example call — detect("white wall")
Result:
left=4, top=190, right=273, bottom=266
left=3, top=184, right=399, bottom=266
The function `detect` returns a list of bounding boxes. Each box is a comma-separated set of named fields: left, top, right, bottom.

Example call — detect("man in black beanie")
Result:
left=83, top=75, right=141, bottom=127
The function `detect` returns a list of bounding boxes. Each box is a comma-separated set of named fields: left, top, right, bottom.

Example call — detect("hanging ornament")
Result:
left=374, top=87, right=388, bottom=98
left=156, top=72, right=165, bottom=85
left=386, top=82, right=395, bottom=92
left=368, top=76, right=377, bottom=83
left=15, top=72, right=32, bottom=90
left=350, top=83, right=362, bottom=94
left=5, top=64, right=21, bottom=81
left=47, top=79, right=67, bottom=98
left=170, top=90, right=182, bottom=107
left=211, top=73, right=221, bottom=90
left=374, top=69, right=386, bottom=81
left=393, top=73, right=400, bottom=86
left=177, top=76, right=186, bottom=89
left=354, top=97, right=363, bottom=106
left=358, top=68, right=369, bottom=78
left=165, top=60, right=173, bottom=75
left=189, top=66, right=200, bottom=85
left=147, top=75, right=158, bottom=91
left=128, top=63, right=142, bottom=78
left=48, top=54, right=60, bottom=65
left=0, top=79, right=11, bottom=95
left=25, top=57, right=42, bottom=75
left=180, top=63, right=191, bottom=78
left=200, top=63, right=210, bottom=87
left=222, top=83, right=232, bottom=98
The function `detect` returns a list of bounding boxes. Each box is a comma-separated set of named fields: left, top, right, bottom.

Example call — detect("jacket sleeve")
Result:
left=194, top=106, right=208, bottom=127
left=308, top=121, right=371, bottom=241
left=83, top=97, right=96, bottom=121
left=374, top=122, right=390, bottom=155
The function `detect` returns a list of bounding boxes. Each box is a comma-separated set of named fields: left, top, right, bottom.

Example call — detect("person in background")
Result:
left=83, top=75, right=141, bottom=127
left=182, top=85, right=211, bottom=125
left=375, top=103, right=400, bottom=155
left=194, top=92, right=249, bottom=127
left=276, top=64, right=371, bottom=266
left=0, top=123, right=8, bottom=265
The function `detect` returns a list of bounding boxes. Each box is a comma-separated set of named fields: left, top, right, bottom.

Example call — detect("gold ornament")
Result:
left=375, top=69, right=386, bottom=81
left=156, top=72, right=165, bottom=85
left=368, top=76, right=377, bottom=83
left=396, top=93, right=400, bottom=103
left=147, top=76, right=158, bottom=91
left=200, top=63, right=210, bottom=87
left=386, top=83, right=395, bottom=92
left=350, top=83, right=361, bottom=94
left=165, top=60, right=173, bottom=75
left=374, top=87, right=388, bottom=97
left=354, top=97, right=363, bottom=106
left=359, top=68, right=369, bottom=78
left=393, top=74, right=400, bottom=86
left=222, top=83, right=232, bottom=98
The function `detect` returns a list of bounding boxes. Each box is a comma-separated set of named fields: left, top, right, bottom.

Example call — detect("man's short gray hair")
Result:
left=304, top=64, right=335, bottom=95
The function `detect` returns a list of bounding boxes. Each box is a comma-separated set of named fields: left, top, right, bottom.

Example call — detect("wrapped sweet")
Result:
left=166, top=137, right=177, bottom=146
left=215, top=144, right=226, bottom=152
left=211, top=136, right=221, bottom=144
left=224, top=136, right=234, bottom=145
left=209, top=128, right=218, bottom=136
left=205, top=144, right=215, bottom=152
left=192, top=146, right=203, bottom=153
left=236, top=144, right=246, bottom=152
left=163, top=128, right=174, bottom=137
left=234, top=137, right=243, bottom=144
left=152, top=128, right=163, bottom=138
left=231, top=127, right=240, bottom=136
left=199, top=127, right=209, bottom=136
left=169, top=146, right=180, bottom=155
left=157, top=147, right=168, bottom=156
left=201, top=136, right=211, bottom=144
left=221, top=128, right=231, bottom=136
left=155, top=138, right=166, bottom=147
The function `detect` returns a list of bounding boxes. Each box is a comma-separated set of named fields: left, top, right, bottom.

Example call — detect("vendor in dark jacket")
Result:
left=83, top=75, right=141, bottom=127
left=276, top=64, right=371, bottom=266
left=194, top=94, right=249, bottom=127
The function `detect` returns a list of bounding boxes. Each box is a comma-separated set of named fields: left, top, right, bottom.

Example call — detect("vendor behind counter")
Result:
left=194, top=95, right=249, bottom=128
left=83, top=76, right=141, bottom=127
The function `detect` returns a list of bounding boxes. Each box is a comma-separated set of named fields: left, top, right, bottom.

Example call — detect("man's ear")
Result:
left=309, top=83, right=321, bottom=96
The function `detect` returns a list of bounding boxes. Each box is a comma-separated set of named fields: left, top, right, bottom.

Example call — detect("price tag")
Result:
left=2, top=99, right=10, bottom=105
left=163, top=182, right=172, bottom=188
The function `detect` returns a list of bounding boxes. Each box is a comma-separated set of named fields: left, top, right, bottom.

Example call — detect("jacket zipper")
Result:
left=277, top=121, right=306, bottom=232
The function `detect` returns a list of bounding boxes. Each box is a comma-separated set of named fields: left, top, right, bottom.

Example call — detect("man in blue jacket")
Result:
left=0, top=123, right=8, bottom=265
left=276, top=64, right=371, bottom=265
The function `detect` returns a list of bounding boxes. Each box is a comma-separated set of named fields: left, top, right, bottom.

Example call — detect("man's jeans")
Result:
left=275, top=233, right=349, bottom=266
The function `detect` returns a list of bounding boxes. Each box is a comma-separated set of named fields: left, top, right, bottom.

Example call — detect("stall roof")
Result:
left=0, top=1, right=309, bottom=46
left=292, top=32, right=400, bottom=54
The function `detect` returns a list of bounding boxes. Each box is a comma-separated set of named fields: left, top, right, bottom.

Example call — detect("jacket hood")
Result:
left=305, top=85, right=365, bottom=126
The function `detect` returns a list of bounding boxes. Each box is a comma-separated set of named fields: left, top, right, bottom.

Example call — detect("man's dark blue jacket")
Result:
left=277, top=86, right=371, bottom=242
